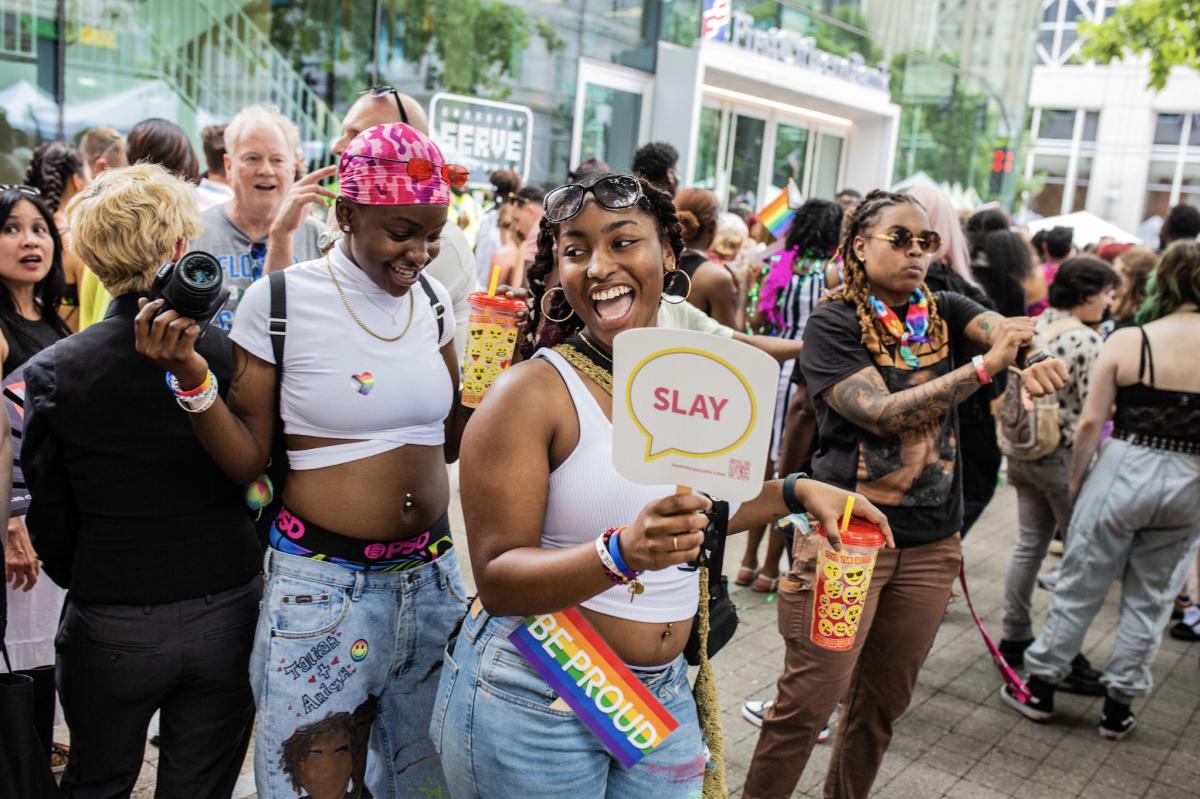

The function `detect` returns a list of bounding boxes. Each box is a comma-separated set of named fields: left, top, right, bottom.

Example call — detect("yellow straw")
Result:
left=487, top=264, right=500, bottom=297
left=840, top=495, right=855, bottom=533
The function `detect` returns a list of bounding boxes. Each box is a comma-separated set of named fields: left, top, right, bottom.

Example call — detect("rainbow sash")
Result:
left=508, top=609, right=679, bottom=768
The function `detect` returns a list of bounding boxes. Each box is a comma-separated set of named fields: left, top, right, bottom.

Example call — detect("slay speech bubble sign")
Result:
left=612, top=328, right=779, bottom=501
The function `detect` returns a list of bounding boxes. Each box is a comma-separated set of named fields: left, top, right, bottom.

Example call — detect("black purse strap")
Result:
left=268, top=270, right=287, bottom=380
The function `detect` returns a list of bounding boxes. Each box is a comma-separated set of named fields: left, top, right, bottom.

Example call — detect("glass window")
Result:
left=1031, top=153, right=1070, bottom=216
left=1189, top=115, right=1200, bottom=147
left=1071, top=155, right=1092, bottom=212
left=727, top=113, right=765, bottom=209
left=1037, top=29, right=1056, bottom=56
left=1058, top=28, right=1078, bottom=56
left=1064, top=1, right=1085, bottom=22
left=578, top=83, right=642, bottom=173
left=1143, top=160, right=1177, bottom=221
left=1082, top=111, right=1099, bottom=142
left=1038, top=109, right=1076, bottom=139
left=693, top=106, right=722, bottom=190
left=1154, top=114, right=1185, bottom=146
left=1042, top=1, right=1061, bottom=22
left=811, top=133, right=844, bottom=202
left=770, top=123, right=809, bottom=195
left=1180, top=161, right=1200, bottom=203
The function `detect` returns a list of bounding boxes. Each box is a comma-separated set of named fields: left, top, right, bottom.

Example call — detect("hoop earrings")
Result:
left=539, top=286, right=576, bottom=323
left=661, top=269, right=692, bottom=304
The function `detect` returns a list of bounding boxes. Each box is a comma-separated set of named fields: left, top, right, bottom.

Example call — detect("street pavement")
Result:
left=102, top=474, right=1199, bottom=798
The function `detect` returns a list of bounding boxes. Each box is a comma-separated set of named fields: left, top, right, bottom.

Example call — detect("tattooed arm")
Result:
left=826, top=363, right=987, bottom=437
left=133, top=299, right=277, bottom=484
left=825, top=311, right=1050, bottom=437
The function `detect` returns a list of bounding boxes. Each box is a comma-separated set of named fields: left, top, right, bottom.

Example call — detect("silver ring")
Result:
left=672, top=536, right=679, bottom=551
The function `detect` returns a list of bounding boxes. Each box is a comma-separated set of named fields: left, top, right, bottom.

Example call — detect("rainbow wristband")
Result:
left=606, top=527, right=639, bottom=579
left=166, top=370, right=213, bottom=398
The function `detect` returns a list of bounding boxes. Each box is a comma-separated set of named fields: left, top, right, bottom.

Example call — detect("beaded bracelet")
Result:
left=597, top=527, right=644, bottom=601
left=176, top=374, right=219, bottom=414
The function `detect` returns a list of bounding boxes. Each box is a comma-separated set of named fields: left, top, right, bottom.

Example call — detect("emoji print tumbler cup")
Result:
left=810, top=518, right=885, bottom=652
left=461, top=291, right=525, bottom=408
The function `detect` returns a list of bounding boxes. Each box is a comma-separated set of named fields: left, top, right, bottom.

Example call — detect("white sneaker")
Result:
left=1036, top=570, right=1061, bottom=591
left=742, top=699, right=833, bottom=742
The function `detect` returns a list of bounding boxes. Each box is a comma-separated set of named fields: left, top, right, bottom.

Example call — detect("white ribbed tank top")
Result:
left=534, top=348, right=699, bottom=623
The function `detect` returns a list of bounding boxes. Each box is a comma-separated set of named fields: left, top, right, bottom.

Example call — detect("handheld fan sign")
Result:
left=611, top=328, right=779, bottom=501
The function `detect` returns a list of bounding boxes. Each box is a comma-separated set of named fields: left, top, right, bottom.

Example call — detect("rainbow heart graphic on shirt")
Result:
left=351, top=372, right=375, bottom=396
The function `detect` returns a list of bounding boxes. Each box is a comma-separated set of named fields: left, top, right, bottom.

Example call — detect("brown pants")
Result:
left=742, top=532, right=962, bottom=799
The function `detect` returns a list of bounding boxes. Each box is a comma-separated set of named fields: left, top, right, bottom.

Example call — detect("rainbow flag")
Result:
left=757, top=178, right=801, bottom=238
left=508, top=608, right=679, bottom=768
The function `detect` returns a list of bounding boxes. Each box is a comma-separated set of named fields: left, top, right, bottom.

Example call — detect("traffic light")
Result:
left=990, top=147, right=1014, bottom=196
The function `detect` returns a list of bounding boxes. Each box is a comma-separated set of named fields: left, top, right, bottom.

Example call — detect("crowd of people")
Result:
left=0, top=82, right=1197, bottom=799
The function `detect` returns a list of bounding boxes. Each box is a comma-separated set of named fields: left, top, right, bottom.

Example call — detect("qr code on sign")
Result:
left=728, top=458, right=751, bottom=480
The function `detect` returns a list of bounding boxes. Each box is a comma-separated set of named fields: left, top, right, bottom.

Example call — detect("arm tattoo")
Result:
left=968, top=312, right=1002, bottom=347
left=827, top=364, right=983, bottom=437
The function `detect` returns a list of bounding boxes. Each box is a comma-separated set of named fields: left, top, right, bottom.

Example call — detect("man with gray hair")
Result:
left=191, top=105, right=333, bottom=330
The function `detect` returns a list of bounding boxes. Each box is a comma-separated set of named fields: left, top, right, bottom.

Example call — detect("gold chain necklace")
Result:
left=325, top=253, right=414, bottom=342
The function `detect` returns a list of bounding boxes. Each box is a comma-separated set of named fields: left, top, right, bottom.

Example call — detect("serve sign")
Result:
left=612, top=328, right=779, bottom=501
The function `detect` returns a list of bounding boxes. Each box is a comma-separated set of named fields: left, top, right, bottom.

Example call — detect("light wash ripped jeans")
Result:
left=249, top=547, right=469, bottom=799
left=430, top=606, right=705, bottom=799
left=1024, top=438, right=1200, bottom=702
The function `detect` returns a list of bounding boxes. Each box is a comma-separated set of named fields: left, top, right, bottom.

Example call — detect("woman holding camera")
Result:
left=433, top=172, right=890, bottom=797
left=135, top=123, right=471, bottom=798
left=22, top=163, right=262, bottom=796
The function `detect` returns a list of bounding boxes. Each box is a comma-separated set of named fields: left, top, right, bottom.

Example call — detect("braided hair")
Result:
left=520, top=174, right=684, bottom=360
left=24, top=141, right=85, bottom=214
left=831, top=189, right=945, bottom=352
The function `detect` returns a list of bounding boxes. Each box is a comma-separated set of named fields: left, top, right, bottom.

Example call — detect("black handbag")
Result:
left=684, top=499, right=739, bottom=666
left=1, top=539, right=64, bottom=797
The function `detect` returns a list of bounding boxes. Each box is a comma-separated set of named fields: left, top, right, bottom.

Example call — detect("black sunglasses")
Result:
left=868, top=226, right=943, bottom=255
left=0, top=184, right=41, bottom=198
left=362, top=85, right=409, bottom=125
left=543, top=175, right=643, bottom=224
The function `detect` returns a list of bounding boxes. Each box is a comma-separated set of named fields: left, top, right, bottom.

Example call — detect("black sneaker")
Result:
left=998, top=638, right=1034, bottom=670
left=1170, top=620, right=1200, bottom=641
left=1061, top=654, right=1106, bottom=696
left=1001, top=676, right=1054, bottom=722
left=1099, top=696, right=1136, bottom=740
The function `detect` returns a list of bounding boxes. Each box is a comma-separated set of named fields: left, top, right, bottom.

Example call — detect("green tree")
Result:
left=1080, top=0, right=1200, bottom=90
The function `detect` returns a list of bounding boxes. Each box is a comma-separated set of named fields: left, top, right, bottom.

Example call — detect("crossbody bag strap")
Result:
left=417, top=274, right=446, bottom=342
left=268, top=270, right=287, bottom=394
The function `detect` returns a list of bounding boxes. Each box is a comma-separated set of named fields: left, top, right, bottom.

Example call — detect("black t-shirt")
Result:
left=798, top=291, right=988, bottom=546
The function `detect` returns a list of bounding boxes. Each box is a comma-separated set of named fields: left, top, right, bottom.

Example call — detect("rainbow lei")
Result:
left=869, top=288, right=931, bottom=367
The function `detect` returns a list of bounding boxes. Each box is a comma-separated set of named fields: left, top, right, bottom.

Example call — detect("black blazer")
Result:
left=22, top=293, right=260, bottom=604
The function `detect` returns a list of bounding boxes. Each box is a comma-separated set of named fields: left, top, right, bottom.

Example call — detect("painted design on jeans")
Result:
left=280, top=695, right=377, bottom=798
left=351, top=372, right=375, bottom=396
left=349, top=639, right=368, bottom=662
left=300, top=663, right=358, bottom=715
left=283, top=635, right=341, bottom=681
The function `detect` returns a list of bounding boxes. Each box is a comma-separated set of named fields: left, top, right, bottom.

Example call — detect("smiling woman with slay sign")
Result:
left=433, top=172, right=891, bottom=798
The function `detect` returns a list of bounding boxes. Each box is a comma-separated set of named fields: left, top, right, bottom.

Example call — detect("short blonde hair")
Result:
left=224, top=105, right=300, bottom=158
left=66, top=163, right=202, bottom=295
left=711, top=212, right=748, bottom=261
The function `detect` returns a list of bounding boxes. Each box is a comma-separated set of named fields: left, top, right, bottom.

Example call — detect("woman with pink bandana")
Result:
left=134, top=123, right=471, bottom=797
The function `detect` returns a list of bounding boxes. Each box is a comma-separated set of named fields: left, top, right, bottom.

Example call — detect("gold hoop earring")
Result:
left=539, top=286, right=575, bottom=323
left=661, top=269, right=692, bottom=304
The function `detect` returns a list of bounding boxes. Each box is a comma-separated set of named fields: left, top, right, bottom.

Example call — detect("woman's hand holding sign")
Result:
left=621, top=493, right=713, bottom=571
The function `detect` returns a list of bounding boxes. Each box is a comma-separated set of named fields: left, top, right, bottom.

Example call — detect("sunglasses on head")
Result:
left=347, top=154, right=469, bottom=187
left=362, top=85, right=409, bottom=125
left=0, top=184, right=41, bottom=198
left=868, top=226, right=943, bottom=255
left=543, top=175, right=643, bottom=224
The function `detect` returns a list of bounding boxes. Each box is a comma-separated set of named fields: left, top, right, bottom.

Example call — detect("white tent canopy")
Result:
left=1024, top=211, right=1141, bottom=247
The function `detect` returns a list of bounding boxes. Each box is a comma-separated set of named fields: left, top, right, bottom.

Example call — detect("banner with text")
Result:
left=429, top=93, right=533, bottom=184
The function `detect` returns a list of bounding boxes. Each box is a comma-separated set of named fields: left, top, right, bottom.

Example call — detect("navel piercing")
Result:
left=404, top=492, right=414, bottom=509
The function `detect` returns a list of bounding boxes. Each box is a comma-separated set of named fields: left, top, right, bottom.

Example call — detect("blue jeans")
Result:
left=430, top=606, right=705, bottom=799
left=250, top=547, right=469, bottom=799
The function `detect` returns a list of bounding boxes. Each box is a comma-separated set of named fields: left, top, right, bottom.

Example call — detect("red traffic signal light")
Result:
left=992, top=149, right=1014, bottom=173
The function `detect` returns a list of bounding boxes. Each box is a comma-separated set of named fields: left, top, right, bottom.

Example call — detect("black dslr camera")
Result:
left=149, top=251, right=226, bottom=335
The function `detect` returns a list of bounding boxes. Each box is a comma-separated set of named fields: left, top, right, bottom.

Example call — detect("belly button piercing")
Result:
left=404, top=492, right=414, bottom=509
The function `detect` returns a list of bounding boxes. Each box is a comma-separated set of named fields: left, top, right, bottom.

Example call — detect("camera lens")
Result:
left=178, top=254, right=220, bottom=288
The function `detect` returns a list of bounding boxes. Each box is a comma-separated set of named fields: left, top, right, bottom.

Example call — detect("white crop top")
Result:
left=229, top=243, right=456, bottom=470
left=535, top=347, right=699, bottom=624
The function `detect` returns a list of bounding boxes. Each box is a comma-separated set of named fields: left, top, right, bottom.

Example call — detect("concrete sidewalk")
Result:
left=106, top=480, right=1198, bottom=798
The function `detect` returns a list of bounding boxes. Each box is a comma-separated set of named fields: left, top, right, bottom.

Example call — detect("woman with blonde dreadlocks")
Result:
left=743, top=190, right=1068, bottom=799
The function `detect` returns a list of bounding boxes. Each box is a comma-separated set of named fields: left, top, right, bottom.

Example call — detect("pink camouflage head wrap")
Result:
left=338, top=122, right=452, bottom=206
